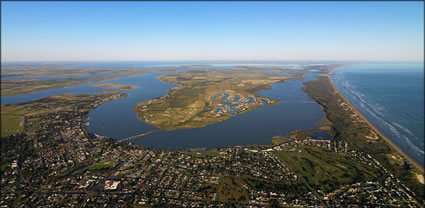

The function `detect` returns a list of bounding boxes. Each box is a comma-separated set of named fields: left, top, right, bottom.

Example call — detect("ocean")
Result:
left=331, top=62, right=424, bottom=167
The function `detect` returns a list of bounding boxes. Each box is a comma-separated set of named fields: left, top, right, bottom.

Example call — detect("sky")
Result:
left=1, top=2, right=424, bottom=62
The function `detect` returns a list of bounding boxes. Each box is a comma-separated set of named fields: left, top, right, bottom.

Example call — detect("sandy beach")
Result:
left=326, top=70, right=424, bottom=173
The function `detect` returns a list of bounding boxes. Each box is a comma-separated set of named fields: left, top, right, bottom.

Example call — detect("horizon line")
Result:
left=2, top=59, right=424, bottom=63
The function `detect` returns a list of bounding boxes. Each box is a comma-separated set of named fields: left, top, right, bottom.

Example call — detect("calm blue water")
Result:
left=332, top=62, right=424, bottom=167
left=86, top=72, right=176, bottom=139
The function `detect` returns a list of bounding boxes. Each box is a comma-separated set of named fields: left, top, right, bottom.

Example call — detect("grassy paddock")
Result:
left=275, top=146, right=382, bottom=192
left=89, top=160, right=115, bottom=171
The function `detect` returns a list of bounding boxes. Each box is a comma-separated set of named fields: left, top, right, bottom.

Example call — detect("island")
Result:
left=133, top=69, right=299, bottom=130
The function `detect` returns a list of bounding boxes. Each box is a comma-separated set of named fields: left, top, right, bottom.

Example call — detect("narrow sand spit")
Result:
left=416, top=173, right=424, bottom=184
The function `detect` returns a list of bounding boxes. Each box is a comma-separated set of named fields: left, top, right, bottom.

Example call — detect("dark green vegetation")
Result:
left=241, top=174, right=307, bottom=193
left=134, top=68, right=300, bottom=130
left=275, top=146, right=382, bottom=192
left=302, top=68, right=424, bottom=200
left=212, top=176, right=249, bottom=204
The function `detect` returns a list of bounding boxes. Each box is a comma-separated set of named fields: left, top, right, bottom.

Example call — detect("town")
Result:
left=0, top=92, right=421, bottom=207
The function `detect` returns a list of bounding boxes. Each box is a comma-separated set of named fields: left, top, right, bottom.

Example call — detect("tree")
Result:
left=269, top=199, right=280, bottom=208
left=403, top=161, right=411, bottom=171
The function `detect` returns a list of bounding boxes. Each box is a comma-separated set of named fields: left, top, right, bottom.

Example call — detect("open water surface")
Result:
left=332, top=62, right=424, bottom=167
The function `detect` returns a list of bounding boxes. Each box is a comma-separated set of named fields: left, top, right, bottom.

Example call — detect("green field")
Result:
left=1, top=104, right=35, bottom=137
left=275, top=146, right=383, bottom=192
left=89, top=160, right=115, bottom=171
left=199, top=176, right=249, bottom=204
left=0, top=163, right=9, bottom=171
left=241, top=174, right=307, bottom=194
left=216, top=176, right=249, bottom=203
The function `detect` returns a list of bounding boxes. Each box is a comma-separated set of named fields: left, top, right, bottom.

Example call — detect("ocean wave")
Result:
left=357, top=93, right=424, bottom=157
left=339, top=80, right=387, bottom=119
left=391, top=122, right=415, bottom=137
left=373, top=103, right=385, bottom=113
left=333, top=75, right=424, bottom=158
left=388, top=124, right=424, bottom=156
left=364, top=107, right=424, bottom=156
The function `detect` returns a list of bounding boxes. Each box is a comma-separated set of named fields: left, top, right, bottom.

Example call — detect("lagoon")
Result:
left=2, top=63, right=326, bottom=150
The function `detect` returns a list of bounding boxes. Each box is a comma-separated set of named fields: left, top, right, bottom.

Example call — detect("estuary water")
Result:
left=331, top=62, right=424, bottom=167
left=2, top=62, right=326, bottom=150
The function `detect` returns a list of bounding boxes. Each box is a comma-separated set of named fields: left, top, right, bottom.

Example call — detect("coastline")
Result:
left=326, top=68, right=424, bottom=173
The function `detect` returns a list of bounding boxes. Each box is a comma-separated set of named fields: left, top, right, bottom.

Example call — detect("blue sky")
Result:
left=1, top=2, right=423, bottom=61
